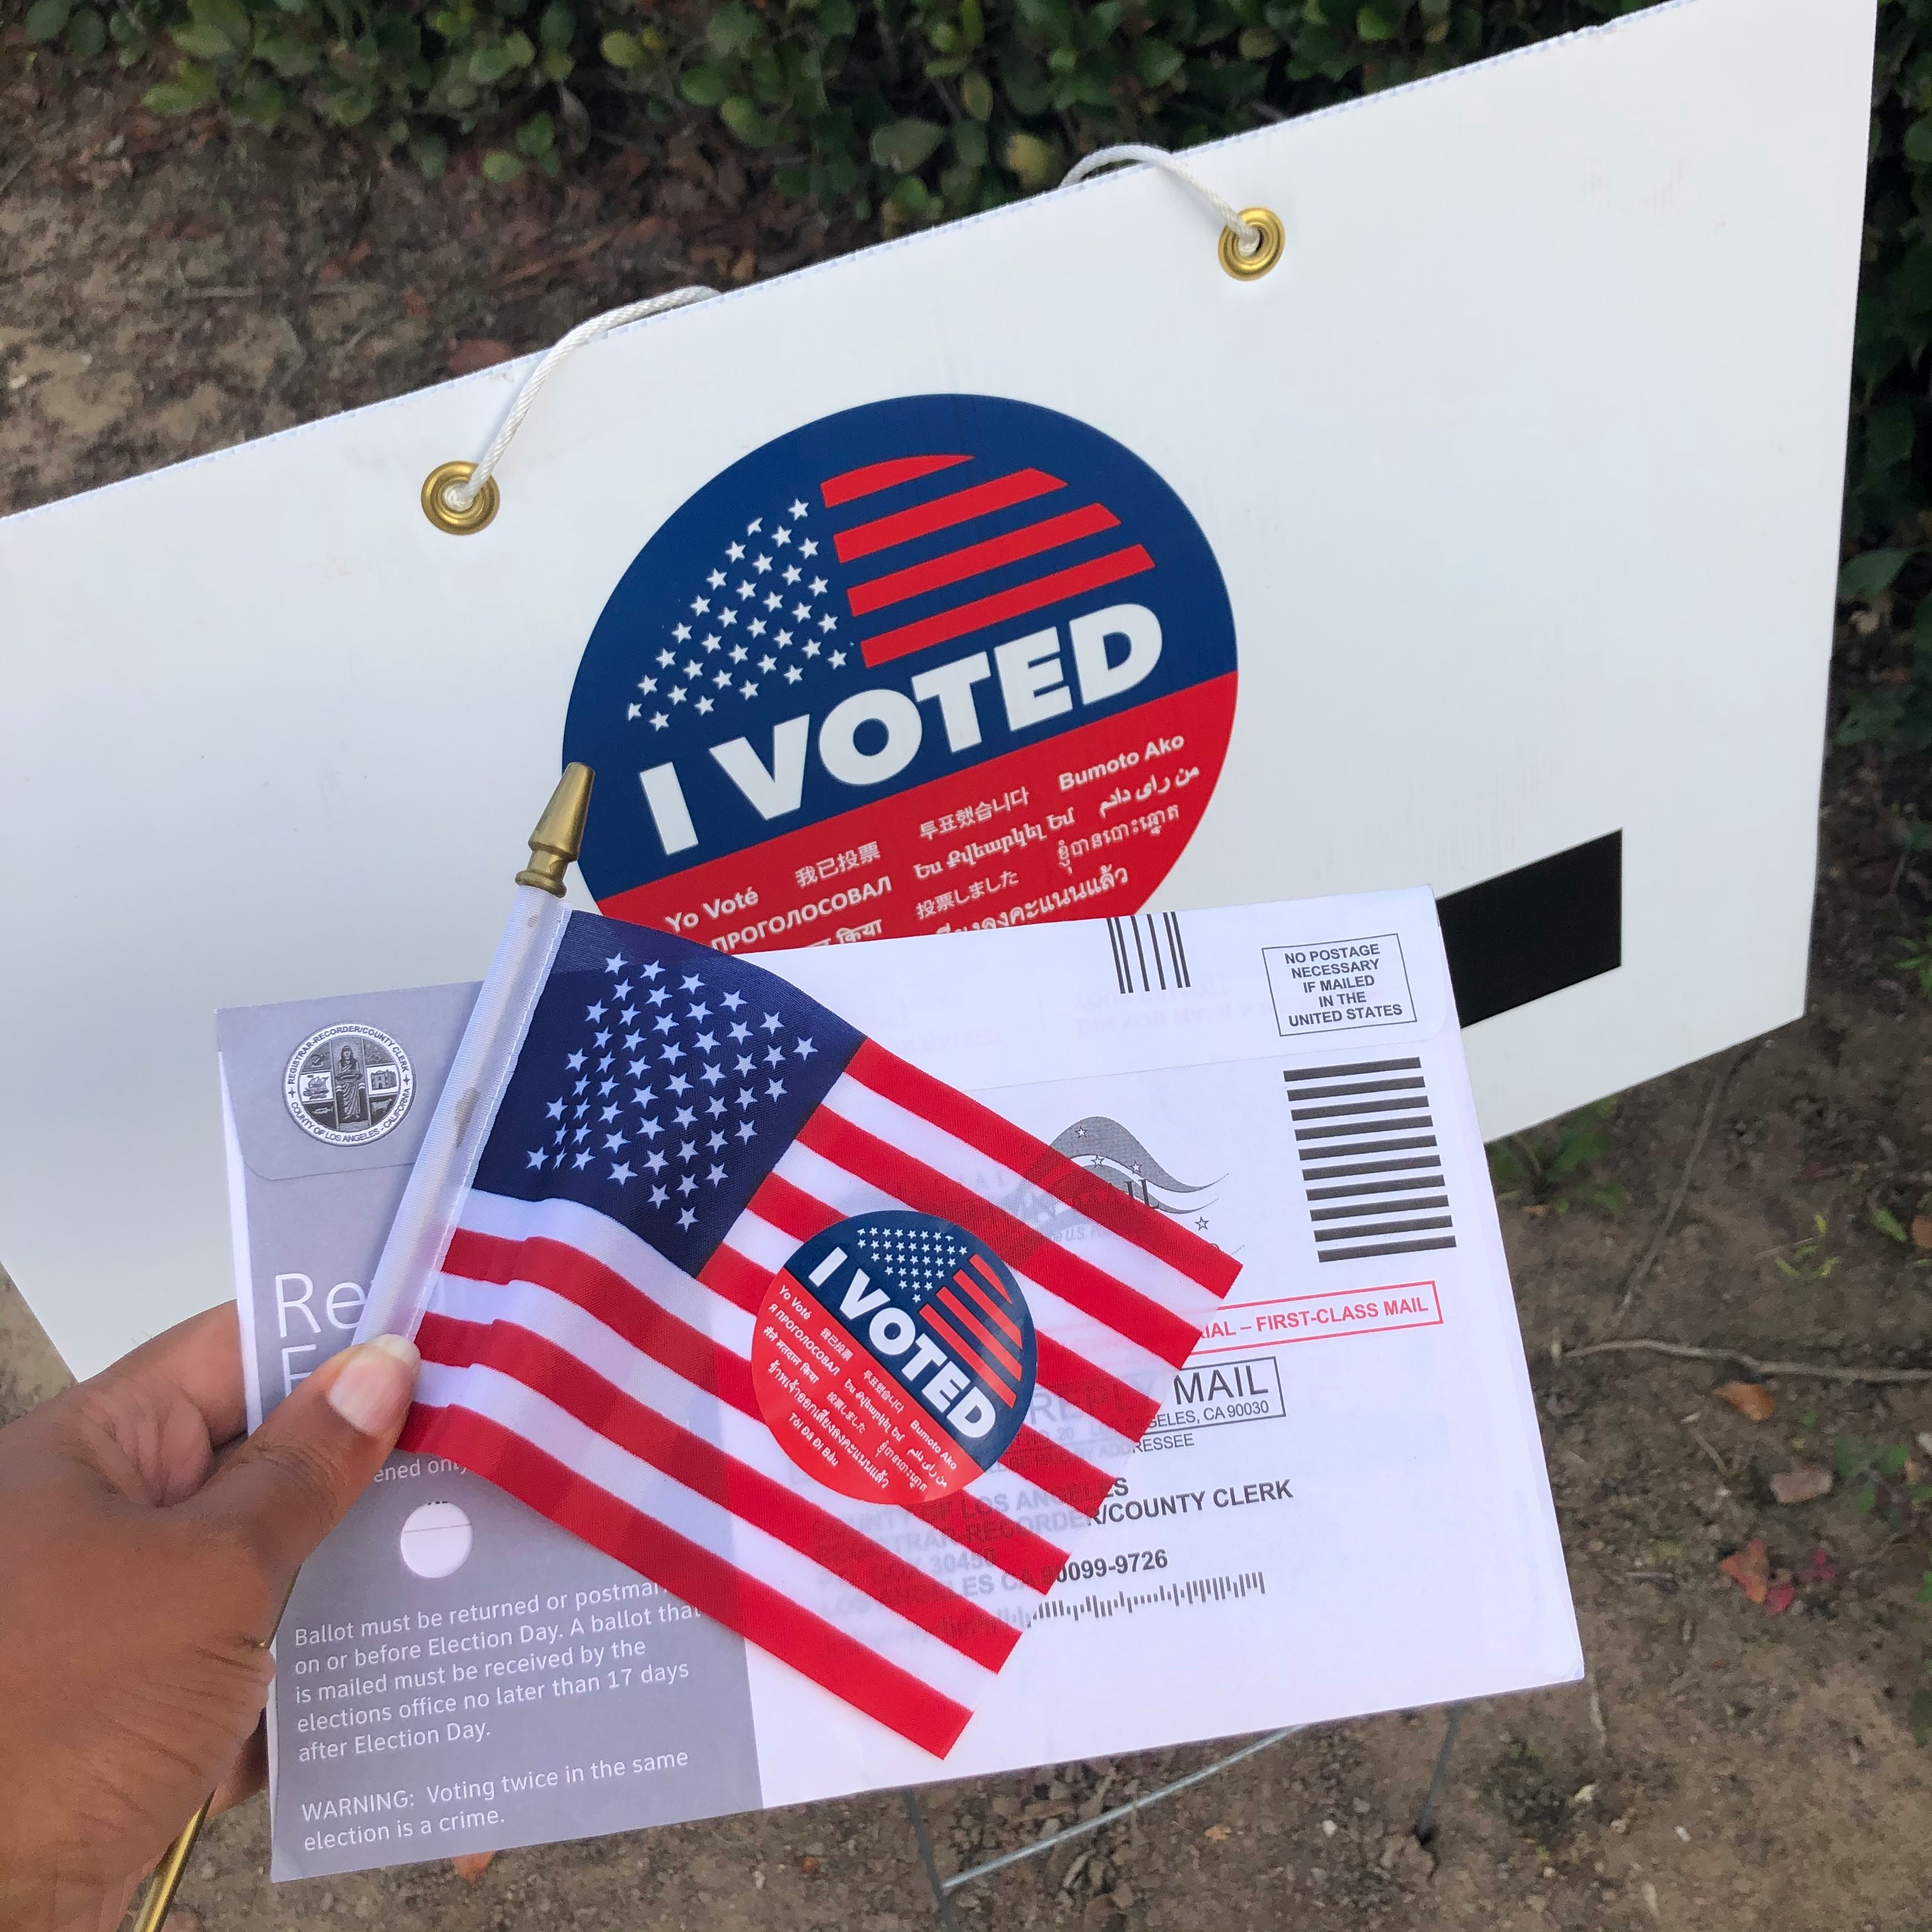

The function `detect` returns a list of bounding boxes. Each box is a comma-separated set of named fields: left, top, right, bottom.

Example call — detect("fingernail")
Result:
left=326, top=1333, right=421, bottom=1438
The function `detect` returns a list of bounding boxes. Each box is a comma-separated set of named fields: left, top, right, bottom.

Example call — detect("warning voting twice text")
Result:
left=296, top=1753, right=693, bottom=1855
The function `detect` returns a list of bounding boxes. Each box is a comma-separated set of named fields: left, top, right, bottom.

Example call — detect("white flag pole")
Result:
left=135, top=773, right=590, bottom=1932
left=353, top=763, right=594, bottom=1344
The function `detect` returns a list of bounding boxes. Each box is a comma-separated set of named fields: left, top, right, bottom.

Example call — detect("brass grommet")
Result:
left=421, top=459, right=500, bottom=535
left=1218, top=206, right=1284, bottom=282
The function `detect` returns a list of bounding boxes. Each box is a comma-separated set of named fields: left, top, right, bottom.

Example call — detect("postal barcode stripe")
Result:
left=1290, top=1096, right=1431, bottom=1121
left=1287, top=1076, right=1425, bottom=1102
left=1283, top=1057, right=1458, bottom=1264
left=1107, top=912, right=1191, bottom=994
left=1298, top=1144, right=1453, bottom=1174
left=1305, top=1175, right=1445, bottom=1202
left=1319, top=1235, right=1458, bottom=1262
left=1284, top=1057, right=1423, bottom=1081
left=1310, top=1195, right=1448, bottom=1221
left=1314, top=1215, right=1452, bottom=1241
left=1311, top=1135, right=1439, bottom=1158
left=1297, top=1117, right=1434, bottom=1140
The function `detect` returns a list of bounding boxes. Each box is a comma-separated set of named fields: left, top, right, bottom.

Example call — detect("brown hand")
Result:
left=0, top=1306, right=418, bottom=1932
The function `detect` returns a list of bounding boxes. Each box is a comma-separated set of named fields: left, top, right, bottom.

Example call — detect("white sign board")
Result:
left=0, top=0, right=1873, bottom=1376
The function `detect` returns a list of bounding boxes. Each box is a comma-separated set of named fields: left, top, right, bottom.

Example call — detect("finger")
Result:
left=44, top=1305, right=252, bottom=1511
left=52, top=1869, right=143, bottom=1932
left=210, top=1716, right=268, bottom=1817
left=86, top=1303, right=249, bottom=1450
left=183, top=1335, right=419, bottom=1595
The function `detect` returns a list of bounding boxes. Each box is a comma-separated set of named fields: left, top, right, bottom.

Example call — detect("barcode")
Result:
left=1034, top=1569, right=1266, bottom=1625
left=1107, top=913, right=1192, bottom=993
left=1282, top=1056, right=1457, bottom=1263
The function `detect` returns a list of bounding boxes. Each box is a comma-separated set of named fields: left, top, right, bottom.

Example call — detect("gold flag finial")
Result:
left=515, top=763, right=594, bottom=895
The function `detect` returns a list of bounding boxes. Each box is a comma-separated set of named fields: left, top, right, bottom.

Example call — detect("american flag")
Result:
left=613, top=445, right=1154, bottom=750
left=401, top=908, right=1239, bottom=1756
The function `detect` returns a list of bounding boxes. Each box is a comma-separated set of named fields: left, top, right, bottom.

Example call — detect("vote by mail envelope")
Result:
left=219, top=889, right=1578, bottom=1878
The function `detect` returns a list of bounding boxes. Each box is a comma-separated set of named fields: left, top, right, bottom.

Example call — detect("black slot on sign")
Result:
left=1436, top=832, right=1622, bottom=1027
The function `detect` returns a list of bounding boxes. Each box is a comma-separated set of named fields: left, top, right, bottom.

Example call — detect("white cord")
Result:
left=444, top=285, right=720, bottom=510
left=442, top=149, right=1254, bottom=514
left=1061, top=144, right=1262, bottom=258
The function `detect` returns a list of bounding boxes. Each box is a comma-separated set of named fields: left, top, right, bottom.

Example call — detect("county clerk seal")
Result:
left=283, top=1023, right=414, bottom=1146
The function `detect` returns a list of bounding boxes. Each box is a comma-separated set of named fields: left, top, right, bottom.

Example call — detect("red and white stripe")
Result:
left=402, top=1041, right=1238, bottom=1758
left=821, top=452, right=1158, bottom=671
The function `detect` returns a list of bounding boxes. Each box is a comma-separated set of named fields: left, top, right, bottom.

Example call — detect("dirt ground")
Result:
left=6, top=61, right=1932, bottom=1932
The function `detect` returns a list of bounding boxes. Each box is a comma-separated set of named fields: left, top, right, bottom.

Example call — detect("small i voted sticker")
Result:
left=1261, top=935, right=1415, bottom=1036
left=752, top=1209, right=1037, bottom=1508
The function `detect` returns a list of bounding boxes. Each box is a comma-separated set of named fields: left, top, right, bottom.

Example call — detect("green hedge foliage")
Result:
left=1836, top=0, right=1932, bottom=753
left=12, top=0, right=1932, bottom=745
left=12, top=0, right=1653, bottom=203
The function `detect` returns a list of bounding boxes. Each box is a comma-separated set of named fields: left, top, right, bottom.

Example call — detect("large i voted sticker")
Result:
left=565, top=395, right=1238, bottom=950
left=751, top=1211, right=1038, bottom=1507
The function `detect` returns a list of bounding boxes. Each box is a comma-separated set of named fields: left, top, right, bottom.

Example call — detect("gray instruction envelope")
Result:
left=218, top=985, right=761, bottom=1880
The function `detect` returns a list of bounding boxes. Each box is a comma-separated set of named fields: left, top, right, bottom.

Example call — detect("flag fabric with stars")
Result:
left=636, top=494, right=838, bottom=735
left=399, top=907, right=1240, bottom=1756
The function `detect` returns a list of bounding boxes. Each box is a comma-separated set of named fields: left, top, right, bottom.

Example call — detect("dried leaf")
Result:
left=450, top=1851, right=495, bottom=1883
left=1763, top=1575, right=1795, bottom=1615
left=1203, top=1823, right=1232, bottom=1842
left=500, top=226, right=619, bottom=288
left=1807, top=1546, right=1839, bottom=1584
left=447, top=339, right=514, bottom=376
left=1719, top=1537, right=1770, bottom=1603
left=1770, top=1464, right=1834, bottom=1505
left=1717, top=1381, right=1776, bottom=1422
left=1912, top=1215, right=1932, bottom=1250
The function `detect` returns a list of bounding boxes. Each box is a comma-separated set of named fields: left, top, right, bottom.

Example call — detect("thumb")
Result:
left=187, top=1335, right=420, bottom=1597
